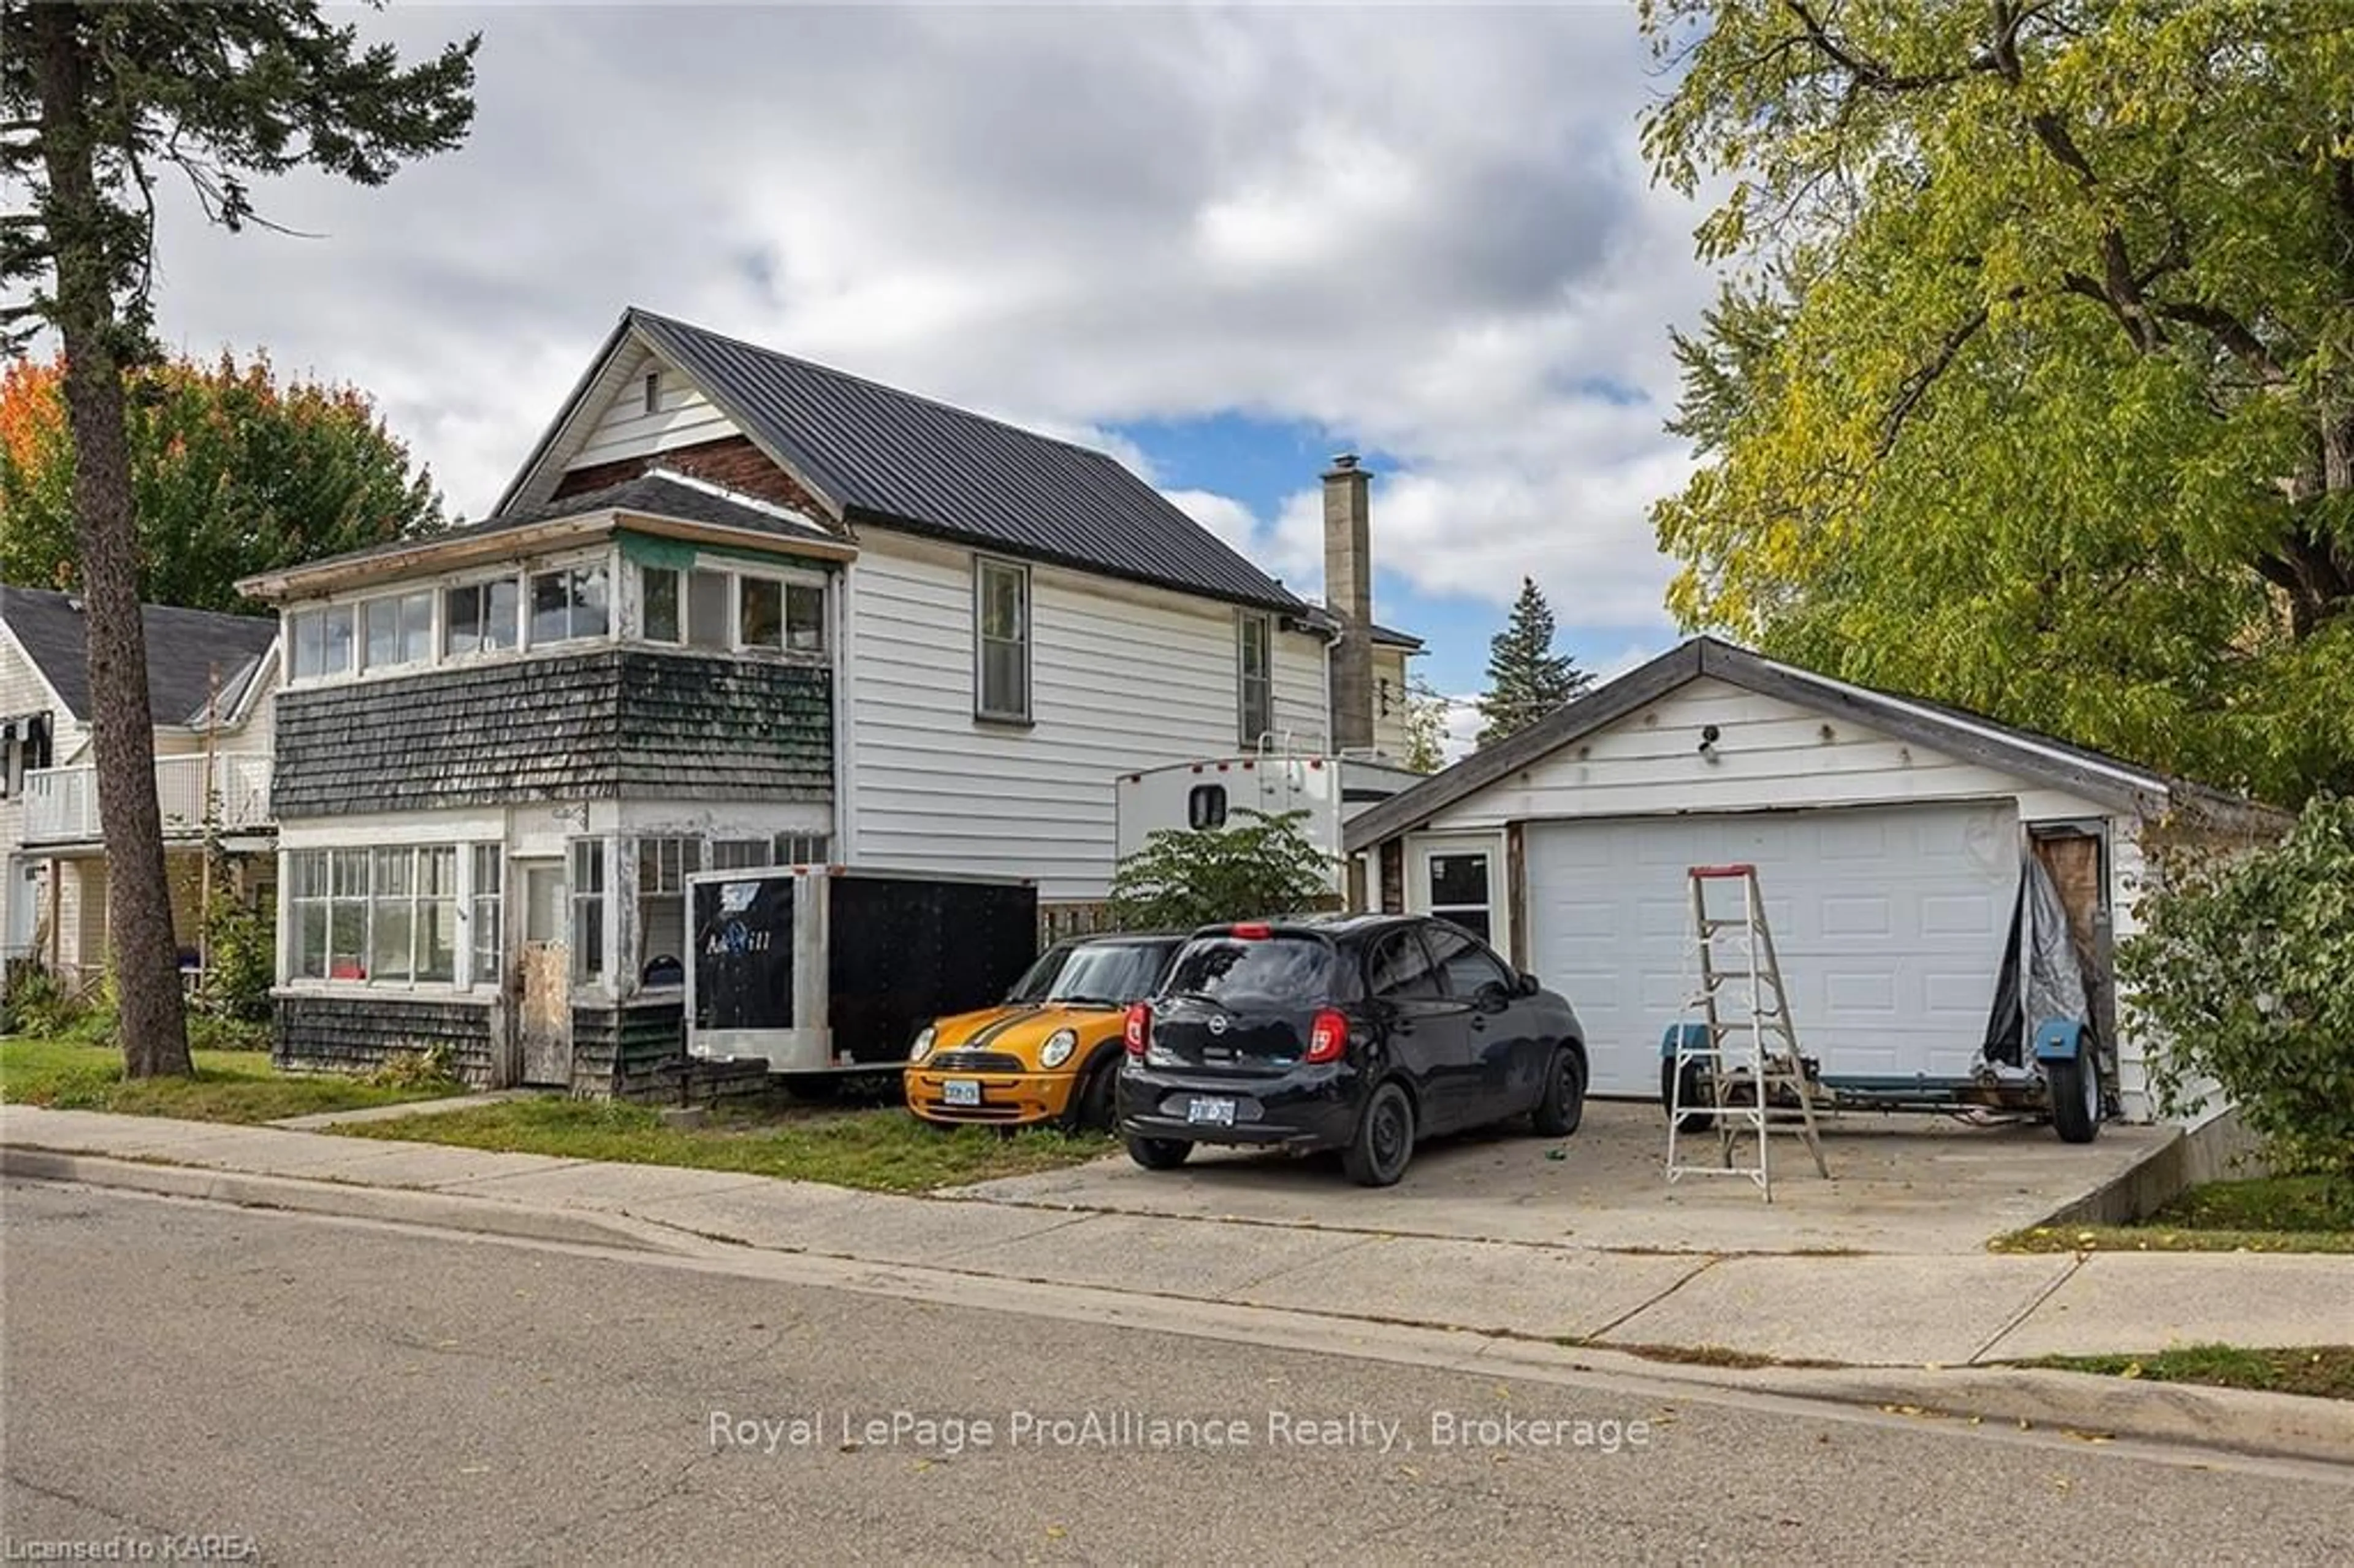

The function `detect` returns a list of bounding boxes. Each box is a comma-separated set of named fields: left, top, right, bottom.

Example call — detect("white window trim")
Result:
left=440, top=571, right=527, bottom=666
left=642, top=557, right=830, bottom=657
left=525, top=556, right=618, bottom=653
left=973, top=555, right=1032, bottom=725
left=278, top=843, right=467, bottom=994
left=359, top=588, right=437, bottom=676
left=1237, top=609, right=1274, bottom=749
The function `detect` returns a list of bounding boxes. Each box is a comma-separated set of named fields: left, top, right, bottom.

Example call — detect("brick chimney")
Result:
left=1322, top=454, right=1375, bottom=753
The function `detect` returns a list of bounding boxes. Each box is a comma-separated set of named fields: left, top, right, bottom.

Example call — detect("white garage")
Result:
left=1346, top=638, right=2280, bottom=1122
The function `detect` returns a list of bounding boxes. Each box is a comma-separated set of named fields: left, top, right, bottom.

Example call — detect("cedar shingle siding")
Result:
left=272, top=650, right=832, bottom=816
left=274, top=994, right=497, bottom=1084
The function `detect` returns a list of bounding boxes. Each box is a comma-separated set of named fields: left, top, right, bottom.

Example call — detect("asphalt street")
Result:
left=2, top=1181, right=2348, bottom=1565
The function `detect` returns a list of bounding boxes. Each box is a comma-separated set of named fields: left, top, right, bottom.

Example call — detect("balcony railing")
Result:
left=21, top=753, right=274, bottom=846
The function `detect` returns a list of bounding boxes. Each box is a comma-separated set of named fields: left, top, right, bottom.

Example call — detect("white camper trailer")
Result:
left=1114, top=752, right=1423, bottom=904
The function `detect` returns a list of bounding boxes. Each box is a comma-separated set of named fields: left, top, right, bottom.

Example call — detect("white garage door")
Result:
left=1524, top=802, right=2021, bottom=1098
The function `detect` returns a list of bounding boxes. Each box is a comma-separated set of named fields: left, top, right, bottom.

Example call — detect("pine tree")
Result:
left=3, top=3, right=476, bottom=1077
left=1474, top=577, right=1591, bottom=747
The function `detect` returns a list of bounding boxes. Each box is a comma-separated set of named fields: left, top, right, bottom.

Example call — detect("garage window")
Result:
left=1426, top=851, right=1493, bottom=942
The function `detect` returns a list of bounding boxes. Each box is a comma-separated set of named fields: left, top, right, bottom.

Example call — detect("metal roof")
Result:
left=1341, top=637, right=2281, bottom=852
left=0, top=584, right=278, bottom=726
left=509, top=310, right=1311, bottom=614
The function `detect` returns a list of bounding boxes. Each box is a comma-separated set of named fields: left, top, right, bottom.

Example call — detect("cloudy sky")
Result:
left=137, top=4, right=1717, bottom=734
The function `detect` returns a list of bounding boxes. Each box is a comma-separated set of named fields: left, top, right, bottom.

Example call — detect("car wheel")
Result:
left=1342, top=1081, right=1416, bottom=1188
left=1064, top=1053, right=1118, bottom=1134
left=2048, top=1049, right=2102, bottom=1145
left=1127, top=1136, right=1194, bottom=1171
left=1530, top=1045, right=1586, bottom=1137
left=1661, top=1059, right=1715, bottom=1135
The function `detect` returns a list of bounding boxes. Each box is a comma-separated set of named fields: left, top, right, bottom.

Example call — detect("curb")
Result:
left=1499, top=1346, right=2354, bottom=1469
left=1, top=1147, right=696, bottom=1258
left=10, top=1144, right=2347, bottom=1468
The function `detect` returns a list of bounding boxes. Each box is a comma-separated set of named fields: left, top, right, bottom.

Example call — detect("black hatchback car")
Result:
left=1115, top=915, right=1587, bottom=1187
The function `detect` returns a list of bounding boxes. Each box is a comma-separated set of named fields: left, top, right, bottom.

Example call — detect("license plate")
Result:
left=942, top=1079, right=981, bottom=1107
left=1186, top=1095, right=1237, bottom=1127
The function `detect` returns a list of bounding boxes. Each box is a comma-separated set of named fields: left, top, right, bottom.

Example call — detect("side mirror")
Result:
left=1516, top=972, right=1542, bottom=998
left=1473, top=980, right=1513, bottom=1014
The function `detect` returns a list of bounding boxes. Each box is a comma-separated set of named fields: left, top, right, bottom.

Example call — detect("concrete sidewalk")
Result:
left=6, top=1103, right=2346, bottom=1377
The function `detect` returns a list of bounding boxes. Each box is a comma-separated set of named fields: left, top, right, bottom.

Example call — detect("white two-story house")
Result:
left=237, top=308, right=1419, bottom=1094
left=1, top=585, right=281, bottom=988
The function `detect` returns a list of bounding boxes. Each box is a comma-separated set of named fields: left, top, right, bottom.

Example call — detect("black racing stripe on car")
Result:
left=966, top=1008, right=1049, bottom=1049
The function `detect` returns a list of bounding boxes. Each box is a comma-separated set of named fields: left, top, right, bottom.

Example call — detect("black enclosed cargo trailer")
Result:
left=686, top=865, right=1037, bottom=1075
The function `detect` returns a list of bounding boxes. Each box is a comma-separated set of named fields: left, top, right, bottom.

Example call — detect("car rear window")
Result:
left=1165, top=935, right=1335, bottom=1003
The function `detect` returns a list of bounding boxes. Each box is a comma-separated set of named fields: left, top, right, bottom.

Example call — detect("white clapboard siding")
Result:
left=0, top=630, right=88, bottom=956
left=570, top=352, right=736, bottom=470
left=1425, top=677, right=2112, bottom=829
left=846, top=530, right=1330, bottom=899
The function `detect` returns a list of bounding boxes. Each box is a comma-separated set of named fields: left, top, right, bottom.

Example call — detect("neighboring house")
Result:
left=1344, top=637, right=2282, bottom=1124
left=236, top=307, right=1419, bottom=1094
left=0, top=584, right=281, bottom=988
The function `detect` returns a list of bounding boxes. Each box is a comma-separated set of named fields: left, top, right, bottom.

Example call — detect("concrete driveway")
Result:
left=958, top=1100, right=2171, bottom=1255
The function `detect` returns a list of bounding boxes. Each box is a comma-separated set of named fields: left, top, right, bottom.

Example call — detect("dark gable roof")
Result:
left=560, top=310, right=1307, bottom=614
left=1370, top=622, right=1422, bottom=651
left=1341, top=636, right=2275, bottom=853
left=1, top=584, right=278, bottom=726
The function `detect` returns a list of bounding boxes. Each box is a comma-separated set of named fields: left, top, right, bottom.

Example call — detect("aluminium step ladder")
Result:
left=1665, top=863, right=1829, bottom=1201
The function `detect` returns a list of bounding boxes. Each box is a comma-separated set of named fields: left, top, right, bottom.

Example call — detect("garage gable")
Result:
left=1346, top=639, right=2171, bottom=852
left=1413, top=674, right=2119, bottom=833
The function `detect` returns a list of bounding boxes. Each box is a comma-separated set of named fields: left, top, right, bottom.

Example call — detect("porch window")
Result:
left=362, top=590, right=433, bottom=671
left=289, top=606, right=354, bottom=681
left=570, top=839, right=607, bottom=983
left=444, top=579, right=520, bottom=657
left=975, top=557, right=1030, bottom=722
left=1238, top=612, right=1273, bottom=747
left=530, top=563, right=610, bottom=645
left=687, top=569, right=730, bottom=649
left=709, top=832, right=830, bottom=871
left=470, top=845, right=503, bottom=988
left=368, top=847, right=458, bottom=983
left=639, top=565, right=682, bottom=644
left=634, top=836, right=700, bottom=986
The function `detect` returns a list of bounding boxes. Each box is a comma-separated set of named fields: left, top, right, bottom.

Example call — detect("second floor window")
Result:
left=290, top=605, right=354, bottom=680
left=642, top=562, right=826, bottom=655
left=444, top=579, right=520, bottom=658
left=364, top=591, right=433, bottom=671
left=1238, top=612, right=1273, bottom=747
left=531, top=564, right=609, bottom=645
left=975, top=557, right=1030, bottom=722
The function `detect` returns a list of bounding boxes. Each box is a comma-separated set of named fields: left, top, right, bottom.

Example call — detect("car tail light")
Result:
left=1304, top=1008, right=1349, bottom=1064
left=1231, top=922, right=1273, bottom=940
left=1124, top=1002, right=1151, bottom=1056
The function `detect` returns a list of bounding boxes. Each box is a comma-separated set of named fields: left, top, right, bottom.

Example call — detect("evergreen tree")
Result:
left=1474, top=577, right=1590, bottom=747
left=2, top=2, right=477, bottom=1078
left=1400, top=675, right=1453, bottom=773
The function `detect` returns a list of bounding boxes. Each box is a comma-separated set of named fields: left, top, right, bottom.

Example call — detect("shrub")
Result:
left=198, top=888, right=276, bottom=1024
left=2119, top=797, right=2354, bottom=1181
left=1108, top=808, right=1336, bottom=932
left=187, top=1012, right=271, bottom=1054
left=366, top=1042, right=461, bottom=1090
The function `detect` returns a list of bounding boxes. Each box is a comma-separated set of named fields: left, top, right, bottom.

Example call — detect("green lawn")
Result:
left=336, top=1097, right=1115, bottom=1193
left=2020, top=1345, right=2354, bottom=1402
left=0, top=1036, right=462, bottom=1124
left=1993, top=1174, right=2354, bottom=1255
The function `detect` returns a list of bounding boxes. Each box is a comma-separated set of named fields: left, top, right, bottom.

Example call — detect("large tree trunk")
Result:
left=32, top=4, right=191, bottom=1076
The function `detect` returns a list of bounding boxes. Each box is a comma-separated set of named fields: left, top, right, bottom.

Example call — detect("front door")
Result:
left=517, top=860, right=572, bottom=1087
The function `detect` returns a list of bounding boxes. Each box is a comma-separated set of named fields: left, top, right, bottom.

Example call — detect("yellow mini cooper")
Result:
left=905, top=933, right=1183, bottom=1131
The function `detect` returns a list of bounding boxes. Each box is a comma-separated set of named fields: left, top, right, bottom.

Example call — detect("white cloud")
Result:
left=126, top=6, right=1715, bottom=619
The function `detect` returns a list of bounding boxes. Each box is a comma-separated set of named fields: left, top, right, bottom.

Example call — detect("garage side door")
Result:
left=1523, top=803, right=2020, bottom=1097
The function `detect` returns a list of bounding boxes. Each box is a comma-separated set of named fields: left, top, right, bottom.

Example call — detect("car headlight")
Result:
left=908, top=1025, right=937, bottom=1064
left=1039, top=1028, right=1080, bottom=1069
